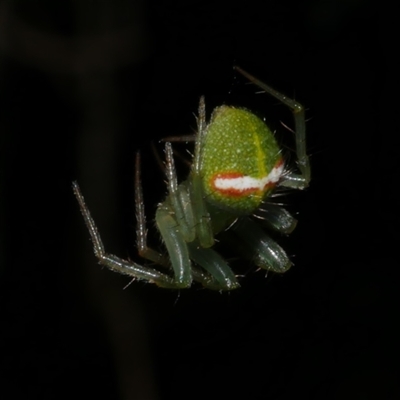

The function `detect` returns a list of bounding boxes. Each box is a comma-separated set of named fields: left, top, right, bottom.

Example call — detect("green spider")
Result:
left=73, top=66, right=310, bottom=290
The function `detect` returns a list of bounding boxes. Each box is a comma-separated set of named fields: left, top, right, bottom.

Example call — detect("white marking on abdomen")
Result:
left=214, top=163, right=284, bottom=192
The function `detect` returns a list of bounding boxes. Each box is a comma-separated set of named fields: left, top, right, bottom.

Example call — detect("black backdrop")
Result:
left=2, top=1, right=398, bottom=399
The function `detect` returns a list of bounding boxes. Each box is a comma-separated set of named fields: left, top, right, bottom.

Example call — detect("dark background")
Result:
left=2, top=1, right=398, bottom=399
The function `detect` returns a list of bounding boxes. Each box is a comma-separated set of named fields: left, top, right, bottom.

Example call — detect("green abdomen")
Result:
left=201, top=106, right=283, bottom=214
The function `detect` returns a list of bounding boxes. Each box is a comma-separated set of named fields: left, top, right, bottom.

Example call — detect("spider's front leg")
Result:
left=234, top=66, right=311, bottom=190
left=226, top=217, right=292, bottom=273
left=73, top=182, right=178, bottom=288
left=190, top=96, right=215, bottom=248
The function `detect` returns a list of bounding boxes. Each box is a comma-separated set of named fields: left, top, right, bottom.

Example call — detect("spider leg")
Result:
left=188, top=243, right=240, bottom=290
left=164, top=143, right=195, bottom=242
left=228, top=217, right=292, bottom=273
left=145, top=142, right=197, bottom=288
left=138, top=147, right=199, bottom=288
left=161, top=134, right=197, bottom=142
left=234, top=66, right=310, bottom=189
left=73, top=182, right=178, bottom=288
left=253, top=203, right=297, bottom=234
left=190, top=96, right=214, bottom=248
left=155, top=204, right=192, bottom=288
left=135, top=152, right=168, bottom=266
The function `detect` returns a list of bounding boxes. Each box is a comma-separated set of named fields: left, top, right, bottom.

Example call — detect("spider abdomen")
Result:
left=201, top=106, right=283, bottom=214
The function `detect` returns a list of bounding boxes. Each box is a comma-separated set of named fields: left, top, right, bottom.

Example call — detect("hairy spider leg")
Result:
left=234, top=66, right=310, bottom=189
left=73, top=181, right=177, bottom=288
left=190, top=96, right=214, bottom=248
left=155, top=142, right=193, bottom=287
left=253, top=203, right=297, bottom=234
left=134, top=151, right=169, bottom=266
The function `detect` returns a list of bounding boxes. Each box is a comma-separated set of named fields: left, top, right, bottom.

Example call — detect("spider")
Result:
left=73, top=66, right=310, bottom=290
